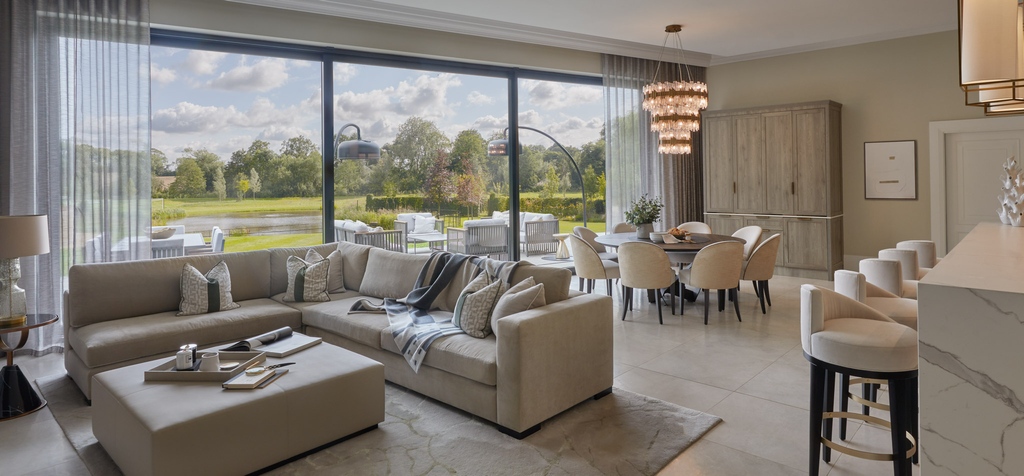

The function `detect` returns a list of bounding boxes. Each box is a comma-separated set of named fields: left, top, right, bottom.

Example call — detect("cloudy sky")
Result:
left=151, top=46, right=604, bottom=164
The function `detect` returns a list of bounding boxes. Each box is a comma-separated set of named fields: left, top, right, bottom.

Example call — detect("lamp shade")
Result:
left=0, top=215, right=49, bottom=259
left=336, top=139, right=381, bottom=160
left=487, top=139, right=509, bottom=156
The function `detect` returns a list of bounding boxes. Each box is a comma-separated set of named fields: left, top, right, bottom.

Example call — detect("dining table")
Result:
left=594, top=232, right=746, bottom=304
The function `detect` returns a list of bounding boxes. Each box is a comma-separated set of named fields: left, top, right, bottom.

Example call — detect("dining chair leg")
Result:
left=669, top=287, right=675, bottom=315
left=756, top=281, right=767, bottom=314
left=655, top=289, right=664, bottom=325
left=703, top=289, right=710, bottom=325
left=732, top=287, right=742, bottom=322
left=621, top=287, right=630, bottom=320
left=578, top=277, right=583, bottom=292
left=717, top=289, right=726, bottom=311
left=588, top=279, right=594, bottom=293
left=606, top=279, right=613, bottom=296
left=763, top=280, right=772, bottom=307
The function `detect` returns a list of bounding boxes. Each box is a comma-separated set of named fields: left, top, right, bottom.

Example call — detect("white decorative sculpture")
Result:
left=997, top=157, right=1024, bottom=226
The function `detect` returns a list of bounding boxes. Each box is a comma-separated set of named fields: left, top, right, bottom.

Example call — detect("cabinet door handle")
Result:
left=791, top=182, right=795, bottom=195
left=733, top=182, right=737, bottom=194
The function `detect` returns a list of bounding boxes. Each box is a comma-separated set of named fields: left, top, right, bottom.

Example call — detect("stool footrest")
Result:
left=847, top=378, right=889, bottom=411
left=821, top=411, right=916, bottom=461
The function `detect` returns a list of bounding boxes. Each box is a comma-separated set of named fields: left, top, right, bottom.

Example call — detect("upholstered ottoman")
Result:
left=92, top=343, right=384, bottom=476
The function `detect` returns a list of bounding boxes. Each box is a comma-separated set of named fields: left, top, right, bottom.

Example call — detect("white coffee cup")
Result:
left=199, top=352, right=220, bottom=371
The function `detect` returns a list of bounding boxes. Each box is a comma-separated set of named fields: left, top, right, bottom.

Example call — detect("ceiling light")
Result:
left=642, top=24, right=708, bottom=155
left=959, top=0, right=1024, bottom=115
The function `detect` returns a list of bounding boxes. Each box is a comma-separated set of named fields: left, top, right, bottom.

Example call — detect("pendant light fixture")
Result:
left=959, top=0, right=1024, bottom=115
left=642, top=24, right=708, bottom=155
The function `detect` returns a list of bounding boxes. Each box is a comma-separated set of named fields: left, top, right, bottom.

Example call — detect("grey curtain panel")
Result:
left=0, top=0, right=151, bottom=355
left=601, top=54, right=704, bottom=231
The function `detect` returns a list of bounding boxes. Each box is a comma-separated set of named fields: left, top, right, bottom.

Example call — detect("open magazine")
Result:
left=222, top=327, right=321, bottom=358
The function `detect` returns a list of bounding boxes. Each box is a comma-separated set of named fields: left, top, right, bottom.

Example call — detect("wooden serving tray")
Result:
left=144, top=351, right=265, bottom=382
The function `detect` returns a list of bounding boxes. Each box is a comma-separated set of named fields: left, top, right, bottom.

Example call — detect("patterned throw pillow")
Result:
left=452, top=273, right=489, bottom=328
left=454, top=273, right=506, bottom=338
left=306, top=249, right=345, bottom=293
left=178, top=261, right=241, bottom=316
left=284, top=255, right=330, bottom=302
left=490, top=277, right=546, bottom=339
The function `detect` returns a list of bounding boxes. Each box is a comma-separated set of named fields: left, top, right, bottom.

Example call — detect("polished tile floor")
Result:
left=3, top=274, right=919, bottom=475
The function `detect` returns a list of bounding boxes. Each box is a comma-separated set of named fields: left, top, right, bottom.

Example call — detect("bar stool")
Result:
left=800, top=285, right=918, bottom=475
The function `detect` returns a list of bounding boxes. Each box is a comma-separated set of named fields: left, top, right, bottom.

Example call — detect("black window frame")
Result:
left=151, top=29, right=601, bottom=260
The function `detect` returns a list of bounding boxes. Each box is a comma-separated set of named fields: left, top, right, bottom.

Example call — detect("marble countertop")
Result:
left=921, top=222, right=1024, bottom=294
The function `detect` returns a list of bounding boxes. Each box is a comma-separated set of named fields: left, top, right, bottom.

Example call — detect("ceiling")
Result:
left=230, top=0, right=958, bottom=66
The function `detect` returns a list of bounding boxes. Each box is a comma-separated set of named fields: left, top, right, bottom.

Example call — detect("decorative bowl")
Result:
left=650, top=232, right=667, bottom=243
left=146, top=227, right=175, bottom=240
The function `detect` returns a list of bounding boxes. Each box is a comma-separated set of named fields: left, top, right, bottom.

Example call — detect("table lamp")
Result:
left=0, top=215, right=50, bottom=327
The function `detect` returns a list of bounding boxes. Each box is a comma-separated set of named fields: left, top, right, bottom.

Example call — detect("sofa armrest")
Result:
left=495, top=292, right=613, bottom=433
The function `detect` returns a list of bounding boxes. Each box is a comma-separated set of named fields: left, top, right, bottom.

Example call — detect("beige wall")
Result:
left=149, top=0, right=602, bottom=76
left=707, top=31, right=985, bottom=258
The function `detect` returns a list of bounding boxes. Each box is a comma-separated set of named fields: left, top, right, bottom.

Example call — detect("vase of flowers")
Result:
left=624, top=194, right=664, bottom=239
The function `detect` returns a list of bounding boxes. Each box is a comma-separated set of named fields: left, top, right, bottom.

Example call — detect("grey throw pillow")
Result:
left=454, top=274, right=506, bottom=338
left=307, top=249, right=344, bottom=293
left=284, top=255, right=330, bottom=302
left=490, top=277, right=546, bottom=339
left=178, top=261, right=241, bottom=316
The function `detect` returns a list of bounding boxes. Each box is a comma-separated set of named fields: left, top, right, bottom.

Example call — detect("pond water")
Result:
left=170, top=211, right=322, bottom=236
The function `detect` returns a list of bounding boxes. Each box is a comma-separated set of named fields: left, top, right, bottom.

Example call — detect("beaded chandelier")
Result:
left=642, top=24, right=708, bottom=155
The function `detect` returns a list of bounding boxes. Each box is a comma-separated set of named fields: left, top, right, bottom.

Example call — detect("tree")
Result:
left=578, top=138, right=606, bottom=178
left=388, top=117, right=451, bottom=191
left=212, top=167, right=227, bottom=200
left=168, top=158, right=205, bottom=198
left=455, top=173, right=486, bottom=213
left=582, top=166, right=605, bottom=201
left=226, top=140, right=275, bottom=197
left=423, top=151, right=455, bottom=213
left=280, top=135, right=318, bottom=158
left=236, top=178, right=250, bottom=200
left=249, top=168, right=261, bottom=199
left=540, top=165, right=561, bottom=199
left=151, top=148, right=171, bottom=176
left=449, top=130, right=486, bottom=176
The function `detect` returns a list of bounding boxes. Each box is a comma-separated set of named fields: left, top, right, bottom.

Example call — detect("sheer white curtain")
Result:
left=602, top=54, right=705, bottom=231
left=0, top=0, right=151, bottom=355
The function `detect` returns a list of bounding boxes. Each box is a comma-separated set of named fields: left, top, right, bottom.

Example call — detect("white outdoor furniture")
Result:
left=492, top=210, right=560, bottom=256
left=395, top=212, right=446, bottom=252
left=150, top=237, right=184, bottom=258
left=447, top=218, right=508, bottom=258
left=335, top=219, right=405, bottom=252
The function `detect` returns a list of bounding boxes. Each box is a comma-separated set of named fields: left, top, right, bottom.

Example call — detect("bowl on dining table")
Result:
left=146, top=227, right=175, bottom=240
left=650, top=232, right=667, bottom=243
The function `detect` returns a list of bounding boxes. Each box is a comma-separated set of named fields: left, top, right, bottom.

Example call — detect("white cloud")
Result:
left=333, top=73, right=462, bottom=144
left=522, top=80, right=602, bottom=110
left=518, top=109, right=543, bottom=126
left=257, top=125, right=316, bottom=142
left=207, top=57, right=289, bottom=92
left=467, top=91, right=494, bottom=105
left=334, top=63, right=357, bottom=85
left=151, top=65, right=177, bottom=84
left=183, top=50, right=227, bottom=75
left=152, top=95, right=317, bottom=135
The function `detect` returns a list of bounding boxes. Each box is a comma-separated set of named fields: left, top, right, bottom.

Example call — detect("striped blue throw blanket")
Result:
left=382, top=252, right=518, bottom=372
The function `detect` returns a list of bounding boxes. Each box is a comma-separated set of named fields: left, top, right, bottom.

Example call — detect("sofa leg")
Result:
left=499, top=423, right=541, bottom=440
left=593, top=387, right=613, bottom=400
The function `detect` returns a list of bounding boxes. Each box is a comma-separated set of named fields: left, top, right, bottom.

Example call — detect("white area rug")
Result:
left=38, top=374, right=720, bottom=475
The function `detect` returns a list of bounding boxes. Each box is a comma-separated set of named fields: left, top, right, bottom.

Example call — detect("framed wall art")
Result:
left=864, top=140, right=917, bottom=200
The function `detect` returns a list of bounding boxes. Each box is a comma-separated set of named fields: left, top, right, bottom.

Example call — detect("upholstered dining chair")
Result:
left=878, top=248, right=920, bottom=298
left=573, top=226, right=617, bottom=261
left=618, top=241, right=677, bottom=324
left=731, top=225, right=763, bottom=260
left=568, top=234, right=620, bottom=295
left=677, top=241, right=744, bottom=324
left=676, top=221, right=712, bottom=234
left=859, top=258, right=912, bottom=300
left=740, top=233, right=780, bottom=314
left=896, top=240, right=940, bottom=273
left=612, top=222, right=636, bottom=233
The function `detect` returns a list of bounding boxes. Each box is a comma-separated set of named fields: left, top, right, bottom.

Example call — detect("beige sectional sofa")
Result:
left=66, top=241, right=613, bottom=437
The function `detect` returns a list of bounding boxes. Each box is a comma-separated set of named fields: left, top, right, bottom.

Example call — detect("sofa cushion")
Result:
left=380, top=328, right=498, bottom=386
left=283, top=254, right=330, bottom=302
left=268, top=244, right=338, bottom=296
left=490, top=278, right=545, bottom=339
left=336, top=241, right=373, bottom=291
left=412, top=216, right=437, bottom=235
left=68, top=298, right=301, bottom=368
left=292, top=292, right=390, bottom=350
left=177, top=261, right=242, bottom=316
left=457, top=277, right=504, bottom=338
left=68, top=250, right=271, bottom=328
left=359, top=248, right=430, bottom=299
left=510, top=264, right=570, bottom=304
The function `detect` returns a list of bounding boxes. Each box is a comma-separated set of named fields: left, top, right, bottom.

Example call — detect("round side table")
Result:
left=552, top=233, right=572, bottom=260
left=1, top=313, right=59, bottom=421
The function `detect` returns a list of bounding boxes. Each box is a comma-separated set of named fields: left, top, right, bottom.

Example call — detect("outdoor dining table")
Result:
left=593, top=232, right=746, bottom=303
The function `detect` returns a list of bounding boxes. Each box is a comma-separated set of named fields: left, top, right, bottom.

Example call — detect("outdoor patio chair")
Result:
left=353, top=229, right=406, bottom=253
left=520, top=212, right=559, bottom=256
left=395, top=212, right=445, bottom=251
left=151, top=237, right=185, bottom=259
left=447, top=218, right=508, bottom=259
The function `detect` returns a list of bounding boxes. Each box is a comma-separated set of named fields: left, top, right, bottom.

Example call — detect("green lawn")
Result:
left=223, top=233, right=322, bottom=252
left=155, top=196, right=366, bottom=217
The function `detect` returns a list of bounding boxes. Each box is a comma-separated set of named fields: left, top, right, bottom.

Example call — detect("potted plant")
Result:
left=624, top=194, right=663, bottom=239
